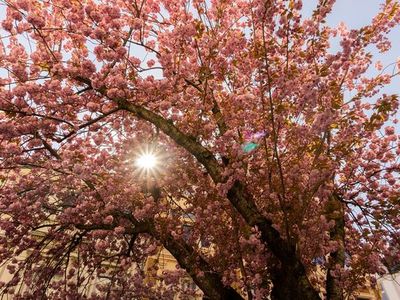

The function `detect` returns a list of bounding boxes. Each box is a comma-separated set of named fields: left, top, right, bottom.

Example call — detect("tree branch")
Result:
left=147, top=222, right=244, bottom=300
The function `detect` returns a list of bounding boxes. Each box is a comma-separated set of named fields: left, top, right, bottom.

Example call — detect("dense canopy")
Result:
left=0, top=0, right=400, bottom=299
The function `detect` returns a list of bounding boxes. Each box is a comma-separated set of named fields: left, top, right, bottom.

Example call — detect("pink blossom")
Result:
left=103, top=215, right=114, bottom=225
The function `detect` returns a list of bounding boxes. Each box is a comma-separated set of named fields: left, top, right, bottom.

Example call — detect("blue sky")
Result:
left=305, top=0, right=384, bottom=28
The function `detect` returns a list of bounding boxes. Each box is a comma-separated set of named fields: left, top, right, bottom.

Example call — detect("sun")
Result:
left=133, top=144, right=167, bottom=179
left=135, top=152, right=158, bottom=170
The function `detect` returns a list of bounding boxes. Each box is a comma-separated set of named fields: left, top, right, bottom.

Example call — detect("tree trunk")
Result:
left=228, top=181, right=321, bottom=300
left=326, top=194, right=345, bottom=300
left=270, top=255, right=321, bottom=300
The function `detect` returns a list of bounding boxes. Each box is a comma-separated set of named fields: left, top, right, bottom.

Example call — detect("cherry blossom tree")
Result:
left=0, top=0, right=400, bottom=299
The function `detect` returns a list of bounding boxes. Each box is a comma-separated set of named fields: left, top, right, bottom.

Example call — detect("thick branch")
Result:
left=147, top=223, right=243, bottom=300
left=117, top=98, right=223, bottom=182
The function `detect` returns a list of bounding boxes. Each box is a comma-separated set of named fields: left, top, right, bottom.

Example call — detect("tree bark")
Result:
left=228, top=181, right=321, bottom=300
left=148, top=224, right=244, bottom=300
left=271, top=264, right=321, bottom=300
left=147, top=186, right=244, bottom=299
left=326, top=194, right=345, bottom=300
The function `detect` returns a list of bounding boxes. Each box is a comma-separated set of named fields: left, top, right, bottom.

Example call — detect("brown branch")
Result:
left=38, top=133, right=61, bottom=160
left=0, top=108, right=74, bottom=127
left=147, top=222, right=244, bottom=300
left=55, top=107, right=120, bottom=143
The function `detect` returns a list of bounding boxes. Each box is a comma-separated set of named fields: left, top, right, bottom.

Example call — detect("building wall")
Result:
left=379, top=273, right=400, bottom=300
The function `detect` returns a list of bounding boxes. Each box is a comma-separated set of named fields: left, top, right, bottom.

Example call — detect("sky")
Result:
left=305, top=0, right=384, bottom=28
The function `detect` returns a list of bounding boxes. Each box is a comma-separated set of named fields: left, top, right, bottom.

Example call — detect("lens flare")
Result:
left=135, top=152, right=158, bottom=170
